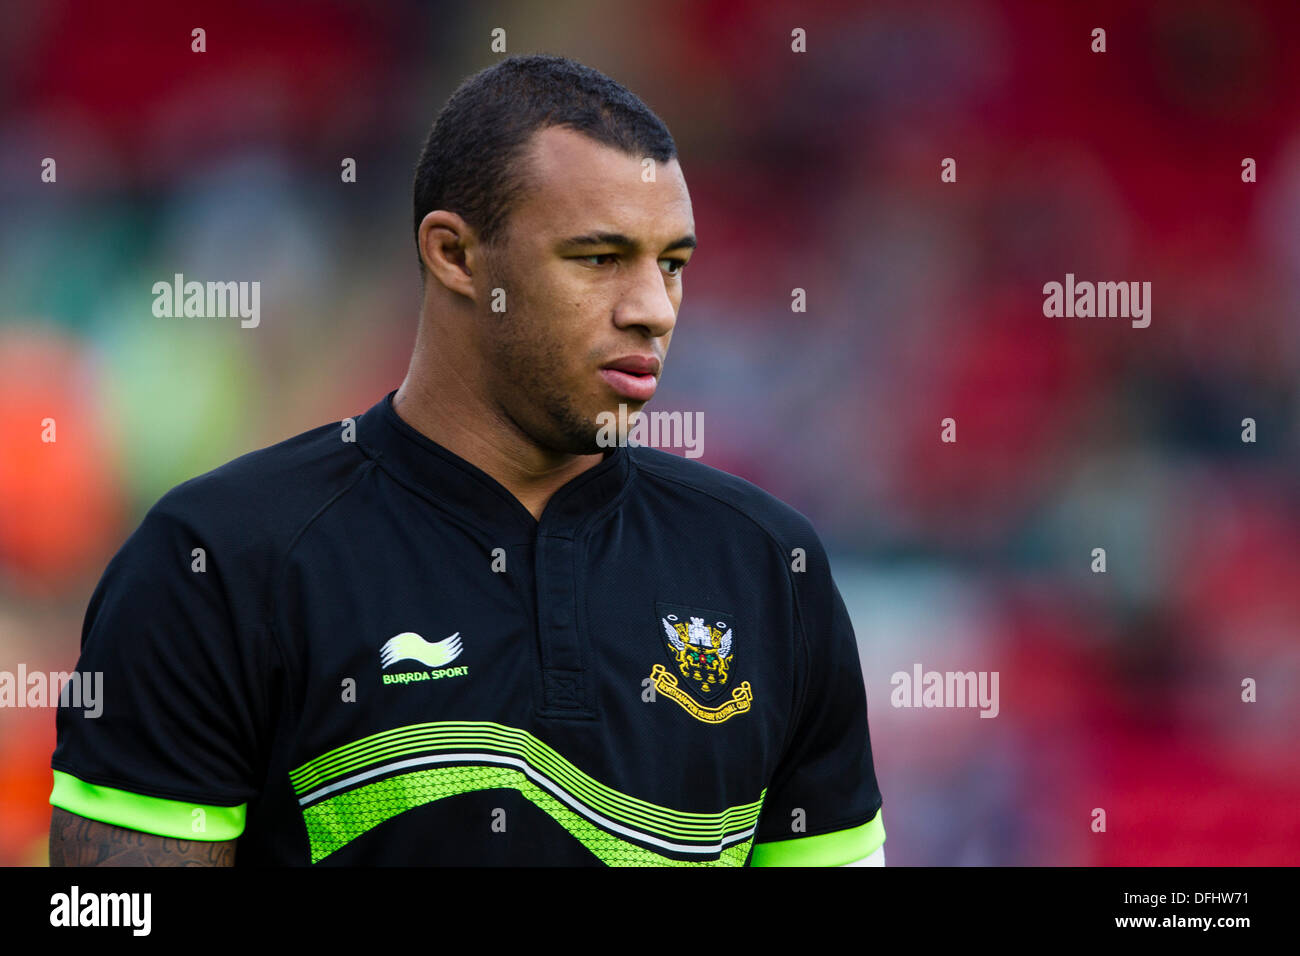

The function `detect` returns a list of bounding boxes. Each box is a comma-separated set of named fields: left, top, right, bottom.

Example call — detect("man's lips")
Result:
left=599, top=355, right=661, bottom=402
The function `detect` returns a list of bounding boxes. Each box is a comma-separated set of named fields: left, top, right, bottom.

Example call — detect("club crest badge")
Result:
left=649, top=602, right=752, bottom=724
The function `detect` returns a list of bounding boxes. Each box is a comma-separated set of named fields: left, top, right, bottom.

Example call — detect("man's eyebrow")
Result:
left=559, top=232, right=697, bottom=253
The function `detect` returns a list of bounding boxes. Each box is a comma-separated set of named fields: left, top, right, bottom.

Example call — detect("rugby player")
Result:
left=49, top=54, right=885, bottom=867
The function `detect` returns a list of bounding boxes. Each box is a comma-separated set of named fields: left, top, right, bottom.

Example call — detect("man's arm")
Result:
left=749, top=518, right=885, bottom=866
left=49, top=807, right=236, bottom=867
left=50, top=504, right=268, bottom=867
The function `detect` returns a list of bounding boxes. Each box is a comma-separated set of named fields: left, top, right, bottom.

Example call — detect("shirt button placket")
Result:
left=535, top=531, right=591, bottom=717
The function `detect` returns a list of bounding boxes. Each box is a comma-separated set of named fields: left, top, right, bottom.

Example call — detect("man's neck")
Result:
left=391, top=374, right=604, bottom=522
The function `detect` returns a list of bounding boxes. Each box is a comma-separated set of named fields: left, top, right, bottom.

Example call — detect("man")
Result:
left=49, top=54, right=885, bottom=866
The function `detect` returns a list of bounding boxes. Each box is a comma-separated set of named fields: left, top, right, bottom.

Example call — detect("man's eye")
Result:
left=660, top=258, right=687, bottom=276
left=581, top=254, right=618, bottom=266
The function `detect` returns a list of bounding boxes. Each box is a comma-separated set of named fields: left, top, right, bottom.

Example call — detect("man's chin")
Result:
left=590, top=401, right=649, bottom=452
left=543, top=416, right=611, bottom=458
left=596, top=399, right=649, bottom=419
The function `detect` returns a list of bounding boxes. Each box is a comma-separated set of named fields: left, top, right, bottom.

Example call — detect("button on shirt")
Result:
left=51, top=391, right=885, bottom=865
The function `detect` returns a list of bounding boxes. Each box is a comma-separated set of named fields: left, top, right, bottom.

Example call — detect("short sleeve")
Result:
left=750, top=541, right=884, bottom=866
left=50, top=501, right=275, bottom=840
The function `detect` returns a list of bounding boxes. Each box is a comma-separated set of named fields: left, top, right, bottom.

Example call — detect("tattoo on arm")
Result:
left=49, top=808, right=236, bottom=867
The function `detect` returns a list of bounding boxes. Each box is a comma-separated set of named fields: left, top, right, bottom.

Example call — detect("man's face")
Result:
left=476, top=125, right=695, bottom=456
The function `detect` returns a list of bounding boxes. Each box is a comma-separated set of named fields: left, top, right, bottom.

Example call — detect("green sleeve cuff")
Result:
left=49, top=769, right=246, bottom=841
left=749, top=810, right=885, bottom=866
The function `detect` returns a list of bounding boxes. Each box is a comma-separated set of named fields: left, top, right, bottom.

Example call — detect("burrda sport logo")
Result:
left=380, top=631, right=469, bottom=685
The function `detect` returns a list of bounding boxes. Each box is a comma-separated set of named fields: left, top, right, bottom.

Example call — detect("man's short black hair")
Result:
left=412, top=54, right=678, bottom=276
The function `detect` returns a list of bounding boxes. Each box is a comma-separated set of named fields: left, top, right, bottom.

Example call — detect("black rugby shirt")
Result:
left=51, top=390, right=885, bottom=865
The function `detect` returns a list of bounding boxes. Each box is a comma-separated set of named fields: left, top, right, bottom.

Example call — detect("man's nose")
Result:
left=612, top=259, right=677, bottom=338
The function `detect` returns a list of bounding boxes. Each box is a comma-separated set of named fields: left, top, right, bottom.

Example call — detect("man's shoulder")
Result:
left=628, top=446, right=821, bottom=548
left=143, top=413, right=370, bottom=550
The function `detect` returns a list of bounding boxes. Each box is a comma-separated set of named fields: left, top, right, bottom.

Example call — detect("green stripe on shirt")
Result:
left=49, top=769, right=246, bottom=841
left=749, top=810, right=884, bottom=866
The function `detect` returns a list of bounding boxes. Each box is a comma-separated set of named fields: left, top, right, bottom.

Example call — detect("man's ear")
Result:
left=418, top=210, right=478, bottom=300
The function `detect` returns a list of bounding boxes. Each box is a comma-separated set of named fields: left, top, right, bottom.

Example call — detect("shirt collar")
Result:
left=356, top=390, right=633, bottom=542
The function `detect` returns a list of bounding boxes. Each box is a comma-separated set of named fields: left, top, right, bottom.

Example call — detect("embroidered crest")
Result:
left=647, top=664, right=752, bottom=725
left=662, top=613, right=733, bottom=697
left=654, top=600, right=748, bottom=706
left=649, top=603, right=750, bottom=723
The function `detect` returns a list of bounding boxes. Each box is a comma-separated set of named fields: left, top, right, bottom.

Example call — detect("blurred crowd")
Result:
left=2, top=0, right=1297, bottom=865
